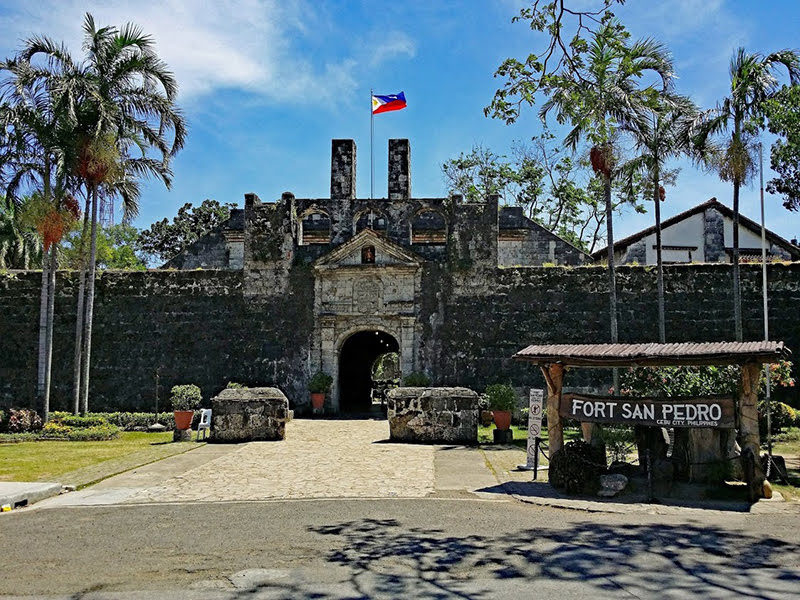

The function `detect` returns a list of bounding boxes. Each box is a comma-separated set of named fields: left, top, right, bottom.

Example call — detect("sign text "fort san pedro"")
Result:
left=561, top=394, right=735, bottom=428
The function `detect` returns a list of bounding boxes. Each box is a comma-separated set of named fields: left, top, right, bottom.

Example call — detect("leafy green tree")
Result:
left=442, top=145, right=522, bottom=204
left=621, top=95, right=699, bottom=342
left=694, top=48, right=800, bottom=341
left=138, top=199, right=236, bottom=264
left=485, top=0, right=625, bottom=123
left=61, top=223, right=145, bottom=270
left=764, top=84, right=800, bottom=211
left=442, top=136, right=643, bottom=253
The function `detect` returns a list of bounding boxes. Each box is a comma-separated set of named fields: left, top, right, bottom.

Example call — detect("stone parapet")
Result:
left=387, top=387, right=478, bottom=444
left=211, top=387, right=289, bottom=442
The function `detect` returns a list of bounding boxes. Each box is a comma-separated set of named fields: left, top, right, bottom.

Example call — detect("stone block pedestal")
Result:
left=493, top=428, right=514, bottom=444
left=211, top=387, right=289, bottom=442
left=173, top=429, right=191, bottom=442
left=387, top=387, right=478, bottom=444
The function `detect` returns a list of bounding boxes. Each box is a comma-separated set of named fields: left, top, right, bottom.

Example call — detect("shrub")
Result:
left=402, top=372, right=431, bottom=387
left=0, top=410, right=5, bottom=430
left=40, top=421, right=71, bottom=438
left=620, top=360, right=794, bottom=397
left=548, top=440, right=607, bottom=495
left=57, top=415, right=109, bottom=428
left=226, top=382, right=247, bottom=389
left=759, top=401, right=797, bottom=435
left=485, top=384, right=516, bottom=411
left=599, top=426, right=636, bottom=464
left=7, top=408, right=43, bottom=433
left=40, top=421, right=121, bottom=441
left=308, top=372, right=333, bottom=394
left=65, top=425, right=120, bottom=441
left=170, top=384, right=202, bottom=411
left=50, top=411, right=175, bottom=431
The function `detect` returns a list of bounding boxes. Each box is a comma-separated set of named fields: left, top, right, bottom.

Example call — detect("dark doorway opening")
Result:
left=339, top=330, right=400, bottom=414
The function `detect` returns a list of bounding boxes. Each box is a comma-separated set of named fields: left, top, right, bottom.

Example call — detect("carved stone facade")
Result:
left=312, top=229, right=423, bottom=411
left=159, top=138, right=590, bottom=413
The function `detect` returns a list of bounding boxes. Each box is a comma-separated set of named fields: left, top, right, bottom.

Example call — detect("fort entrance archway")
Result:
left=339, top=330, right=399, bottom=413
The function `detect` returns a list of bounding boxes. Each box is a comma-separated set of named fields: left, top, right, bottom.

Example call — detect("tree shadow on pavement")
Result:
left=222, top=517, right=800, bottom=598
left=296, top=518, right=796, bottom=599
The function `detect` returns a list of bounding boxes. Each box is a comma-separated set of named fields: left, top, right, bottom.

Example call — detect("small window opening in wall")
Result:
left=411, top=210, right=446, bottom=244
left=300, top=211, right=331, bottom=245
left=355, top=210, right=388, bottom=234
left=361, top=245, right=376, bottom=264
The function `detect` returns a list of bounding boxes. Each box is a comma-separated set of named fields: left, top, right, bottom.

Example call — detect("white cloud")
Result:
left=366, top=31, right=416, bottom=68
left=0, top=0, right=416, bottom=105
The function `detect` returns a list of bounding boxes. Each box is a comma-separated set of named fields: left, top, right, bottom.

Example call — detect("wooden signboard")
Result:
left=561, top=393, right=735, bottom=429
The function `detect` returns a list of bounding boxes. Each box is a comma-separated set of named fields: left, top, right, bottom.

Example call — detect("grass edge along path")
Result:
left=0, top=432, right=205, bottom=487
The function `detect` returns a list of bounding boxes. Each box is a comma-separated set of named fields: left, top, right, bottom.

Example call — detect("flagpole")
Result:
left=370, top=88, right=374, bottom=199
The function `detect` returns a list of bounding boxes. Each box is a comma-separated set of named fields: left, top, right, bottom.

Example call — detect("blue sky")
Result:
left=0, top=0, right=798, bottom=244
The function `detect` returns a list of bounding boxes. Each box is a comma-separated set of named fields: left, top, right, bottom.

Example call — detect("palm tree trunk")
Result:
left=732, top=119, right=743, bottom=342
left=605, top=173, right=620, bottom=396
left=36, top=253, right=50, bottom=418
left=79, top=185, right=99, bottom=416
left=732, top=178, right=743, bottom=341
left=42, top=244, right=57, bottom=422
left=72, top=196, right=91, bottom=415
left=36, top=156, right=53, bottom=420
left=654, top=169, right=665, bottom=343
left=605, top=174, right=618, bottom=343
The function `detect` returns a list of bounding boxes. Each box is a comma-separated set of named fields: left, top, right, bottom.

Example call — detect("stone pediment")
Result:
left=314, top=229, right=423, bottom=270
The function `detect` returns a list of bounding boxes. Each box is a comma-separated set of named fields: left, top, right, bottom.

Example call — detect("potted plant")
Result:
left=309, top=371, right=333, bottom=410
left=170, top=384, right=202, bottom=430
left=485, top=384, right=516, bottom=431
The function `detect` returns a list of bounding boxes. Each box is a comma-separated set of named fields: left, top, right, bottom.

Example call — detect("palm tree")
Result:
left=622, top=95, right=699, bottom=342
left=0, top=50, right=79, bottom=421
left=540, top=20, right=673, bottom=350
left=694, top=48, right=800, bottom=341
left=15, top=14, right=183, bottom=415
left=69, top=14, right=185, bottom=414
left=0, top=199, right=43, bottom=269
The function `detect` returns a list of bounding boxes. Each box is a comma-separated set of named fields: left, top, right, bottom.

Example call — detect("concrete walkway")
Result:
left=34, top=420, right=502, bottom=508
left=24, top=419, right=800, bottom=514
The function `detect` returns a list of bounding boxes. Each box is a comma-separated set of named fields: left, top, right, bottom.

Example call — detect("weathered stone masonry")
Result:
left=1, top=138, right=799, bottom=412
left=2, top=263, right=799, bottom=412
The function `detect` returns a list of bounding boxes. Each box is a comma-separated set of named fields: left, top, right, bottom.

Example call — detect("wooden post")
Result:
left=541, top=364, right=564, bottom=455
left=739, top=362, right=765, bottom=501
left=582, top=422, right=598, bottom=444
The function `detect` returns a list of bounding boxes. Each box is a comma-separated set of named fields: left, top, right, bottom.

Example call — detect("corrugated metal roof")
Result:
left=513, top=341, right=791, bottom=367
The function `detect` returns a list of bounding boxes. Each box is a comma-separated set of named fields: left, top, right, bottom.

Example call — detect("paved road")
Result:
left=2, top=498, right=799, bottom=598
left=2, top=419, right=799, bottom=598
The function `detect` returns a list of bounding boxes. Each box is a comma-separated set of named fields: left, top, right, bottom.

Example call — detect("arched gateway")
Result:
left=338, top=329, right=399, bottom=413
left=311, top=228, right=424, bottom=414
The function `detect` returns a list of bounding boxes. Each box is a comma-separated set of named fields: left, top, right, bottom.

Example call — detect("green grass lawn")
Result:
left=477, top=424, right=583, bottom=450
left=0, top=431, right=174, bottom=482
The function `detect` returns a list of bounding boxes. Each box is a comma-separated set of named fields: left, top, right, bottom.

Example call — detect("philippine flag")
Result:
left=372, top=91, right=407, bottom=114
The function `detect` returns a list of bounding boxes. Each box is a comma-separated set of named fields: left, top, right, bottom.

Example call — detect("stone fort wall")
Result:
left=1, top=262, right=798, bottom=412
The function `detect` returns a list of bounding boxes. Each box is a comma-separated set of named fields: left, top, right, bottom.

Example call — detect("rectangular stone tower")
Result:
left=331, top=139, right=356, bottom=200
left=388, top=138, right=411, bottom=200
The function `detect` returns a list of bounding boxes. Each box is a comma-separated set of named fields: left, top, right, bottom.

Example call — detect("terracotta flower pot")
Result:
left=311, top=392, right=326, bottom=410
left=492, top=410, right=512, bottom=431
left=173, top=410, right=194, bottom=430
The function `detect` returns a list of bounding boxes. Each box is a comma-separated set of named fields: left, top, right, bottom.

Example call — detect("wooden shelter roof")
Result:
left=514, top=341, right=790, bottom=368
